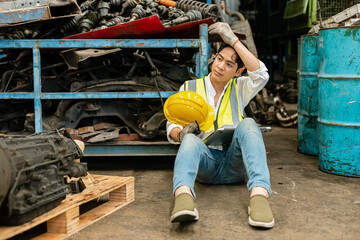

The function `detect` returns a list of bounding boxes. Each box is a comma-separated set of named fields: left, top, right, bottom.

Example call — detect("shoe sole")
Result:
left=248, top=207, right=275, bottom=228
left=170, top=209, right=199, bottom=223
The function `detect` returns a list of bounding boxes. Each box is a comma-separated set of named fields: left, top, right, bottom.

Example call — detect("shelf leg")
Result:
left=199, top=24, right=209, bottom=78
left=33, top=47, right=42, bottom=133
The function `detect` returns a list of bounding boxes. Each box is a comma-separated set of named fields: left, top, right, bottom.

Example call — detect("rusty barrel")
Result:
left=298, top=34, right=319, bottom=155
left=318, top=27, right=360, bottom=176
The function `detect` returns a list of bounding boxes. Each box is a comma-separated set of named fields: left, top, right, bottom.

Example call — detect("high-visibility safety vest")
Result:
left=184, top=76, right=243, bottom=133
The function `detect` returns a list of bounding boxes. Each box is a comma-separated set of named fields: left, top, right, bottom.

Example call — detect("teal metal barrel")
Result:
left=318, top=27, right=360, bottom=176
left=298, top=34, right=319, bottom=155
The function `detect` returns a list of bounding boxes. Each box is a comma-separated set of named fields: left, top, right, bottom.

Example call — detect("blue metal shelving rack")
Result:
left=0, top=24, right=209, bottom=156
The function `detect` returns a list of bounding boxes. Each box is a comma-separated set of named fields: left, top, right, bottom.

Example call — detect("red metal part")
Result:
left=163, top=18, right=215, bottom=39
left=64, top=15, right=246, bottom=41
left=64, top=15, right=217, bottom=40
left=64, top=16, right=165, bottom=39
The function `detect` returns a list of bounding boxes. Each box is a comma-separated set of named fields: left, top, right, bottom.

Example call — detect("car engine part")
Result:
left=0, top=131, right=87, bottom=225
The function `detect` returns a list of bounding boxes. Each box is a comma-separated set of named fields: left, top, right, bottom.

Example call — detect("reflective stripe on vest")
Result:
left=184, top=76, right=243, bottom=133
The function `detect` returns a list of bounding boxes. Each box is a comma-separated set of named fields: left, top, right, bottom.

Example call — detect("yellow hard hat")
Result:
left=163, top=91, right=215, bottom=131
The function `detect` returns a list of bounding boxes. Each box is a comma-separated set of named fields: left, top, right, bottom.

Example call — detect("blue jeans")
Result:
left=173, top=118, right=271, bottom=198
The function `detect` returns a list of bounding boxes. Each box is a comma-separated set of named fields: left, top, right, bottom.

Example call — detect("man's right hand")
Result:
left=208, top=22, right=239, bottom=47
left=177, top=122, right=205, bottom=143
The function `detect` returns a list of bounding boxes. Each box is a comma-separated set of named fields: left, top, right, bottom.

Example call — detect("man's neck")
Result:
left=210, top=76, right=229, bottom=95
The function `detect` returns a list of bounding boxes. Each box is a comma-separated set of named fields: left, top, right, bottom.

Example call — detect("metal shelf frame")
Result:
left=0, top=24, right=209, bottom=156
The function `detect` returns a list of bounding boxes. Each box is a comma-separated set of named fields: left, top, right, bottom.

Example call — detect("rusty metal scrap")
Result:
left=69, top=125, right=141, bottom=142
left=60, top=48, right=122, bottom=70
left=243, top=87, right=298, bottom=128
left=174, top=0, right=220, bottom=21
left=87, top=128, right=121, bottom=143
left=94, top=122, right=121, bottom=130
left=309, top=3, right=360, bottom=34
left=0, top=43, right=195, bottom=140
left=0, top=0, right=219, bottom=39
left=0, top=0, right=81, bottom=28
left=48, top=100, right=167, bottom=139
left=86, top=126, right=134, bottom=143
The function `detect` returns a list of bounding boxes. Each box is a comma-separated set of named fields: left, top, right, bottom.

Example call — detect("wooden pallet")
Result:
left=0, top=174, right=134, bottom=240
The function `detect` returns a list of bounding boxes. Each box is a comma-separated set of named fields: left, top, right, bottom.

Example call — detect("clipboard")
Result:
left=204, top=126, right=272, bottom=146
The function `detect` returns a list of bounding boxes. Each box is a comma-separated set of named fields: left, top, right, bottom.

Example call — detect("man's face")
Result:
left=211, top=47, right=243, bottom=85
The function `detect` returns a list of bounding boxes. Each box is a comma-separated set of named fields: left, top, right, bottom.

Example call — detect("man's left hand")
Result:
left=178, top=122, right=205, bottom=143
left=208, top=22, right=238, bottom=47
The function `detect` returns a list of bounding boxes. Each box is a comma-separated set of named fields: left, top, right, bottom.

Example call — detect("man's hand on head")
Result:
left=208, top=22, right=239, bottom=47
left=178, top=122, right=205, bottom=143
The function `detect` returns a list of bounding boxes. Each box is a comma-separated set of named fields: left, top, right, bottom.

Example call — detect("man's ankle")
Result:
left=174, top=185, right=193, bottom=198
left=250, top=186, right=269, bottom=198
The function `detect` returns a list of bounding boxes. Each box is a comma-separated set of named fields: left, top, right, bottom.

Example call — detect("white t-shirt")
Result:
left=166, top=60, right=269, bottom=145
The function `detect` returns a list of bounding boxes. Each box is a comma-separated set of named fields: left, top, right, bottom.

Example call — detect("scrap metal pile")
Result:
left=0, top=0, right=218, bottom=142
left=0, top=44, right=199, bottom=141
left=0, top=0, right=219, bottom=39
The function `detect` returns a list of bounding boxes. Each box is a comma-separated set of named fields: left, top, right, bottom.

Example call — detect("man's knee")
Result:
left=235, top=118, right=260, bottom=134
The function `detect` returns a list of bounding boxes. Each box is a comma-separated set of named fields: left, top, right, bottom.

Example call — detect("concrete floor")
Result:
left=68, top=127, right=360, bottom=240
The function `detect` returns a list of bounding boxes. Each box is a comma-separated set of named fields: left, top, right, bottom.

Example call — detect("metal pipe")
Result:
left=223, top=2, right=245, bottom=21
left=278, top=118, right=298, bottom=128
left=276, top=112, right=298, bottom=122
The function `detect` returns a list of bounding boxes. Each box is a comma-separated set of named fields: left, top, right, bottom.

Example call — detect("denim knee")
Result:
left=234, top=118, right=261, bottom=139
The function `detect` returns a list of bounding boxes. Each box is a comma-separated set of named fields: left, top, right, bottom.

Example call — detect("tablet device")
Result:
left=205, top=127, right=235, bottom=146
left=204, top=126, right=272, bottom=146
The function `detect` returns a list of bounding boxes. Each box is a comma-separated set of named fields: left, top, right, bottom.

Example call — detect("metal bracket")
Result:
left=0, top=0, right=47, bottom=11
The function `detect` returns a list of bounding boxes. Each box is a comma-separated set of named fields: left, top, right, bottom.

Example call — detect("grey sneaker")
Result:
left=248, top=195, right=275, bottom=228
left=170, top=193, right=199, bottom=223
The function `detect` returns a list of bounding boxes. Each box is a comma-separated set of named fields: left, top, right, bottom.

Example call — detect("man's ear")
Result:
left=235, top=67, right=245, bottom=76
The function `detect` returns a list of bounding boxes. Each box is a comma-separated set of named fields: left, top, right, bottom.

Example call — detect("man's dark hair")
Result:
left=217, top=42, right=247, bottom=70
